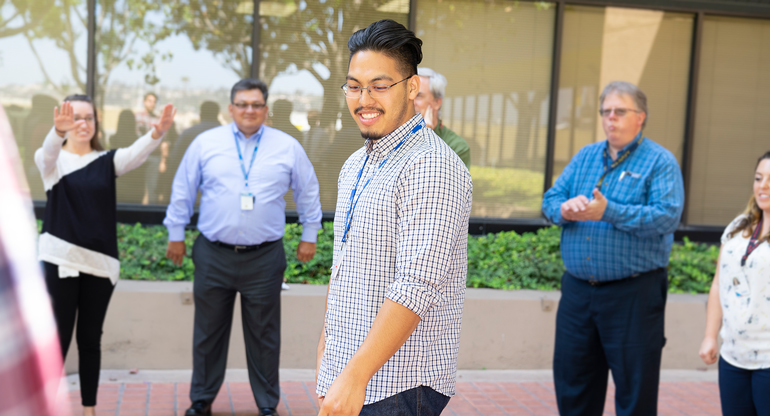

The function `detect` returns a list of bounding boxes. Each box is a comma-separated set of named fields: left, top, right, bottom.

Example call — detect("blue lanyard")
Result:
left=233, top=126, right=263, bottom=188
left=341, top=121, right=425, bottom=243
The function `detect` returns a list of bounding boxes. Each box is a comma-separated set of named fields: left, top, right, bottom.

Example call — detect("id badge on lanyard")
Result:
left=235, top=126, right=262, bottom=211
left=329, top=242, right=347, bottom=280
left=732, top=275, right=751, bottom=298
left=241, top=193, right=254, bottom=210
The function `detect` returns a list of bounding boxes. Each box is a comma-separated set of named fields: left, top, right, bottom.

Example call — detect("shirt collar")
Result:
left=231, top=122, right=264, bottom=141
left=605, top=131, right=644, bottom=158
left=365, top=113, right=423, bottom=155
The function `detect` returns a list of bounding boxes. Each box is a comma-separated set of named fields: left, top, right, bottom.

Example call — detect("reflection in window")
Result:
left=554, top=6, right=692, bottom=181
left=688, top=16, right=770, bottom=225
left=0, top=0, right=88, bottom=200
left=96, top=0, right=253, bottom=205
left=259, top=0, right=409, bottom=212
left=417, top=0, right=555, bottom=218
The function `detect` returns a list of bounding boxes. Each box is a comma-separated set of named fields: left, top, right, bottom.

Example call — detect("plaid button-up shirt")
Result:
left=317, top=114, right=473, bottom=404
left=542, top=137, right=684, bottom=281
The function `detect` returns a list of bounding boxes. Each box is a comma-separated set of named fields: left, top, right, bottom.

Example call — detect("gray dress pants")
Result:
left=189, top=235, right=286, bottom=409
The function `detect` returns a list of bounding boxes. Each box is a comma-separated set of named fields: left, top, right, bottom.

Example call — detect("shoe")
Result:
left=259, top=408, right=278, bottom=416
left=185, top=401, right=211, bottom=416
left=281, top=282, right=290, bottom=290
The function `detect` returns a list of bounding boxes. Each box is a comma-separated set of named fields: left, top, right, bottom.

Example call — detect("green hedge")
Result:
left=109, top=222, right=718, bottom=294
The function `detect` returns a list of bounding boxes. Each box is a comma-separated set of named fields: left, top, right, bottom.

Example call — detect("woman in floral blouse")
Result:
left=700, top=150, right=770, bottom=416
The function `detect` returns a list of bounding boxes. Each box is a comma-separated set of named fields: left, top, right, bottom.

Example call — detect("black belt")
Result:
left=587, top=267, right=665, bottom=287
left=211, top=238, right=280, bottom=253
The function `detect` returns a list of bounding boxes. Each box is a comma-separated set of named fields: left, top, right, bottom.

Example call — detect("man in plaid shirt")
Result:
left=0, top=103, right=70, bottom=416
left=542, top=81, right=685, bottom=416
left=315, top=19, right=473, bottom=416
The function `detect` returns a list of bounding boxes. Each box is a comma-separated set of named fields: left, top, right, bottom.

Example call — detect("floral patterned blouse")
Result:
left=719, top=214, right=770, bottom=369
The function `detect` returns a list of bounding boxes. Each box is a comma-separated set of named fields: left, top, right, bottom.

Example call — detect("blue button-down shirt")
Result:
left=542, top=137, right=684, bottom=281
left=164, top=123, right=322, bottom=245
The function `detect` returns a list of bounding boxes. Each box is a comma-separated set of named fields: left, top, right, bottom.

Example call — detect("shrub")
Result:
left=39, top=221, right=719, bottom=293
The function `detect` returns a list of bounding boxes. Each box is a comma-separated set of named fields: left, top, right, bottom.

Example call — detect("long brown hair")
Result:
left=728, top=150, right=770, bottom=241
left=63, top=94, right=104, bottom=151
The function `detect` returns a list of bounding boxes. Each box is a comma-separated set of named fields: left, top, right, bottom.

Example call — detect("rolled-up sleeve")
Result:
left=386, top=152, right=472, bottom=318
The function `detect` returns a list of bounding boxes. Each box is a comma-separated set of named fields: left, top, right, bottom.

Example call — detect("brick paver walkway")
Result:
left=67, top=380, right=721, bottom=415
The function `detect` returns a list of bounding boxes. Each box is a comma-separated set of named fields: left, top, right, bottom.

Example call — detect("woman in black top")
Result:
left=35, top=95, right=175, bottom=416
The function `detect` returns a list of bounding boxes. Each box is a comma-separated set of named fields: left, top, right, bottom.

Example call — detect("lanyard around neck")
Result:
left=595, top=131, right=644, bottom=190
left=234, top=126, right=263, bottom=188
left=742, top=215, right=765, bottom=267
left=341, top=121, right=425, bottom=243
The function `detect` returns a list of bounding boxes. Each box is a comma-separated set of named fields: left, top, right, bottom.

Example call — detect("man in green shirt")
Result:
left=414, top=68, right=471, bottom=168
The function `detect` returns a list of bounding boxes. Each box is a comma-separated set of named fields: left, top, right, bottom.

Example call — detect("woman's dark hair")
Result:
left=230, top=78, right=269, bottom=103
left=63, top=94, right=103, bottom=151
left=728, top=150, right=770, bottom=241
left=347, top=19, right=423, bottom=78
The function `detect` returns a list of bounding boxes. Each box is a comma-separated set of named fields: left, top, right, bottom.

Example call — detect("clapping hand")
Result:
left=560, top=189, right=608, bottom=222
left=53, top=102, right=86, bottom=137
left=151, top=103, right=177, bottom=140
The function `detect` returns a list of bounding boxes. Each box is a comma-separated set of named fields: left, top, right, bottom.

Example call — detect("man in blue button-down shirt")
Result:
left=542, top=81, right=684, bottom=416
left=163, top=79, right=322, bottom=416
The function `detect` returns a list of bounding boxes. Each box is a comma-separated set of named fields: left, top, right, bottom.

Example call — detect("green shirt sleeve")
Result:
left=434, top=123, right=471, bottom=169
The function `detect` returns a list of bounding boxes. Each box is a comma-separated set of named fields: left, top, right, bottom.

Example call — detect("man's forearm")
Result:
left=339, top=299, right=421, bottom=386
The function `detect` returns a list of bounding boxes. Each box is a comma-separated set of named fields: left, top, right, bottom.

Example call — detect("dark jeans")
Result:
left=719, top=357, right=770, bottom=416
left=43, top=262, right=115, bottom=407
left=359, top=386, right=450, bottom=416
left=553, top=269, right=668, bottom=416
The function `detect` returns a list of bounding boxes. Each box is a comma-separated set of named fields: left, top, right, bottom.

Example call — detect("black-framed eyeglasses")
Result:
left=341, top=77, right=411, bottom=99
left=233, top=102, right=267, bottom=110
left=599, top=107, right=641, bottom=117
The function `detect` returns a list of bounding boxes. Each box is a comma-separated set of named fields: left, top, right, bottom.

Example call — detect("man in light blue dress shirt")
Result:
left=164, top=79, right=322, bottom=416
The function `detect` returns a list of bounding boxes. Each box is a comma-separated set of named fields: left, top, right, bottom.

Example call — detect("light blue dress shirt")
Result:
left=542, top=137, right=684, bottom=281
left=164, top=123, right=322, bottom=245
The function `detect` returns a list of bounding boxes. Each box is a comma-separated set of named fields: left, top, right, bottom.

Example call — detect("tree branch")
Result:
left=24, top=33, right=64, bottom=95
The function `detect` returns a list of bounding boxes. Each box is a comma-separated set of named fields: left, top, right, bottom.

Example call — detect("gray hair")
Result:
left=417, top=67, right=447, bottom=100
left=599, top=81, right=648, bottom=128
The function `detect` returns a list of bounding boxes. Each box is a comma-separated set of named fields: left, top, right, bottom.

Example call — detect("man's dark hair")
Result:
left=231, top=78, right=269, bottom=103
left=347, top=19, right=423, bottom=78
left=144, top=92, right=158, bottom=101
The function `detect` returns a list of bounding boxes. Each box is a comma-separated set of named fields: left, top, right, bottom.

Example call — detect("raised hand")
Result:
left=53, top=101, right=86, bottom=137
left=151, top=103, right=177, bottom=139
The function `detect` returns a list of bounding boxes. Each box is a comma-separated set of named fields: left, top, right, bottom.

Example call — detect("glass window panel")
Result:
left=96, top=0, right=253, bottom=205
left=417, top=0, right=555, bottom=218
left=688, top=16, right=770, bottom=226
left=259, top=0, right=409, bottom=213
left=554, top=6, right=692, bottom=182
left=0, top=0, right=88, bottom=200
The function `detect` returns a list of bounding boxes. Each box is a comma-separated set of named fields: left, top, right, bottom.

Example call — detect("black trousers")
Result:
left=190, top=235, right=286, bottom=409
left=43, top=262, right=115, bottom=407
left=553, top=269, right=668, bottom=416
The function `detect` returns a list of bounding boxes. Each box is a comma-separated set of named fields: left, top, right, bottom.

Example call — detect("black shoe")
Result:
left=259, top=408, right=278, bottom=416
left=185, top=400, right=212, bottom=416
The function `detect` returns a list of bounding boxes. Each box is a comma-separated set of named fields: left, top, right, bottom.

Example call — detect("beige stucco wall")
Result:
left=64, top=281, right=713, bottom=373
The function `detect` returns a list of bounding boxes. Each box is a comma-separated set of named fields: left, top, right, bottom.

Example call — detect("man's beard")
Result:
left=355, top=101, right=407, bottom=141
left=360, top=131, right=384, bottom=141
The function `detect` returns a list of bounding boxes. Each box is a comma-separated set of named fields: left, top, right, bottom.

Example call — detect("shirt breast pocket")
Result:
left=614, top=172, right=648, bottom=205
